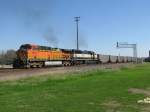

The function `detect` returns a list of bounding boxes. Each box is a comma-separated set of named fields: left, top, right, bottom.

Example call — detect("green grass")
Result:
left=1, top=64, right=150, bottom=112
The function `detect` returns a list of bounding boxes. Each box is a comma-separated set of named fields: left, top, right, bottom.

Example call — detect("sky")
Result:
left=0, top=0, right=150, bottom=57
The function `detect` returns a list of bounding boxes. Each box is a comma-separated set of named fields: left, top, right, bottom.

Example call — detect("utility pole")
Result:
left=116, top=42, right=137, bottom=63
left=74, top=17, right=80, bottom=50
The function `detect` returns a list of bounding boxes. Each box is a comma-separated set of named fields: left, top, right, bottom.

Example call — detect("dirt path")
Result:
left=0, top=63, right=136, bottom=81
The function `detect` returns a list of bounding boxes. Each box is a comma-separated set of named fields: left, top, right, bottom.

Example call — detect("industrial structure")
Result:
left=116, top=42, right=137, bottom=63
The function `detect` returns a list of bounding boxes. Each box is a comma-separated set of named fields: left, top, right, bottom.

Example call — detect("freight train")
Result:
left=13, top=44, right=142, bottom=68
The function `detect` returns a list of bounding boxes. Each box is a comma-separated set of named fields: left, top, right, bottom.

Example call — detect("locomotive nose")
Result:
left=17, top=50, right=28, bottom=60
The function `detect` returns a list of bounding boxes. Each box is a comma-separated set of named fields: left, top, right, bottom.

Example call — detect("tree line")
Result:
left=0, top=50, right=16, bottom=65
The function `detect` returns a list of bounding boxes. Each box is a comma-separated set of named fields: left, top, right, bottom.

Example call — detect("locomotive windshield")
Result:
left=20, top=44, right=32, bottom=50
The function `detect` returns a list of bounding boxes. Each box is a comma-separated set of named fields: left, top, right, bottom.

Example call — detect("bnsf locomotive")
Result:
left=13, top=44, right=142, bottom=68
left=13, top=44, right=98, bottom=68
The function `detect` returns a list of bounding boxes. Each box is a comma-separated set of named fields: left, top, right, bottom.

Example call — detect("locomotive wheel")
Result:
left=63, top=61, right=67, bottom=66
left=25, top=65, right=31, bottom=69
left=67, top=63, right=71, bottom=66
left=38, top=64, right=42, bottom=68
left=37, top=62, right=43, bottom=68
left=63, top=61, right=71, bottom=66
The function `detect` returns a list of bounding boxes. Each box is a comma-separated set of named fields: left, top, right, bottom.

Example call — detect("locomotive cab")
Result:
left=13, top=44, right=33, bottom=68
left=17, top=44, right=32, bottom=58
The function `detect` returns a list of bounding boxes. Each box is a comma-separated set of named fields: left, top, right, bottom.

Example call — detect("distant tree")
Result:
left=0, top=50, right=16, bottom=65
left=0, top=50, right=6, bottom=64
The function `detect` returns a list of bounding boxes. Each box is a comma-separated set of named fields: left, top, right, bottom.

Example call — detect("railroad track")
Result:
left=0, top=63, right=135, bottom=81
left=0, top=63, right=133, bottom=73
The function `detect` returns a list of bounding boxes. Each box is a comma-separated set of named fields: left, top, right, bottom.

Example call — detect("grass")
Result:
left=1, top=64, right=150, bottom=112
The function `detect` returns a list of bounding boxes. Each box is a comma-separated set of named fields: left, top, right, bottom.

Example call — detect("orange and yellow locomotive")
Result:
left=13, top=44, right=98, bottom=68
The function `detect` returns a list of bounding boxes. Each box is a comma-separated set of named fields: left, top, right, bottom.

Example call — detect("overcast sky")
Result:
left=0, top=0, right=150, bottom=57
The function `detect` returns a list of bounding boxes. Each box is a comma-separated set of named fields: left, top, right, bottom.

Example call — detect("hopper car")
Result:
left=13, top=44, right=141, bottom=68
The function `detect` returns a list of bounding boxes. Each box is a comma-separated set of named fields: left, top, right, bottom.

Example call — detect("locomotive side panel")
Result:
left=73, top=54, right=93, bottom=59
left=28, top=50, right=68, bottom=61
left=28, top=50, right=71, bottom=67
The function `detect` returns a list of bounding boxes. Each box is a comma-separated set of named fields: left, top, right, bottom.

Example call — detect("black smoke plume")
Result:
left=16, top=0, right=58, bottom=46
left=43, top=27, right=58, bottom=47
